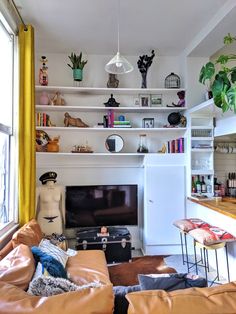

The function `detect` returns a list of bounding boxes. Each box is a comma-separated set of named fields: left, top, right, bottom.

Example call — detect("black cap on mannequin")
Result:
left=39, top=171, right=57, bottom=185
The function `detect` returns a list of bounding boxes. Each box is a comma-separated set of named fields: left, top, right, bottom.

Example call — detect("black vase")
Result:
left=141, top=72, right=147, bottom=88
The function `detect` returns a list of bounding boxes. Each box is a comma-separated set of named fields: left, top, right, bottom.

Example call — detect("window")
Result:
left=0, top=15, right=18, bottom=234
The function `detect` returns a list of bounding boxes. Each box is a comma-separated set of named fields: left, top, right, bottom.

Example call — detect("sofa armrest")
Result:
left=126, top=282, right=236, bottom=314
left=0, top=281, right=114, bottom=314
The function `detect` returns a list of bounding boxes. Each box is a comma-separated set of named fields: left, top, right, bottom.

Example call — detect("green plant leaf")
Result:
left=230, top=67, right=236, bottom=83
left=199, top=62, right=215, bottom=84
left=227, top=86, right=236, bottom=112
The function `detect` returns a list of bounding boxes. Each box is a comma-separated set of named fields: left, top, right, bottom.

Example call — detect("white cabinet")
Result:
left=143, top=164, right=185, bottom=254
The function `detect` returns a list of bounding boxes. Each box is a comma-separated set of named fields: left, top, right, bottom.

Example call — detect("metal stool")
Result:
left=193, top=241, right=230, bottom=286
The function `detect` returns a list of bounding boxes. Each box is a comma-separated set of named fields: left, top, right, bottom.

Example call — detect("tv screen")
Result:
left=65, top=185, right=138, bottom=228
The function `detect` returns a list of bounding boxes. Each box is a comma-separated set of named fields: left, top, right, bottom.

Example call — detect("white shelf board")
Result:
left=35, top=105, right=187, bottom=113
left=191, top=137, right=213, bottom=141
left=191, top=148, right=214, bottom=152
left=191, top=170, right=214, bottom=175
left=188, top=99, right=214, bottom=115
left=191, top=126, right=213, bottom=130
left=36, top=126, right=187, bottom=132
left=36, top=152, right=146, bottom=156
left=35, top=85, right=186, bottom=95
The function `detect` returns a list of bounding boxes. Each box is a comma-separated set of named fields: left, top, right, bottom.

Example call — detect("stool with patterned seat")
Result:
left=189, top=226, right=236, bottom=286
left=173, top=218, right=211, bottom=272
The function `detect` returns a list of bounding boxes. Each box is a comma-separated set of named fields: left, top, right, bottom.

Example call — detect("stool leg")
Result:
left=180, top=232, right=185, bottom=265
left=184, top=233, right=190, bottom=272
left=200, top=248, right=203, bottom=264
left=203, top=247, right=208, bottom=284
left=215, top=249, right=220, bottom=281
left=206, top=250, right=210, bottom=272
left=193, top=240, right=198, bottom=275
left=225, top=244, right=230, bottom=282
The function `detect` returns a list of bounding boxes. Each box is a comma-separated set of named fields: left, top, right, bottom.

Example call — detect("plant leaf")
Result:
left=230, top=67, right=236, bottom=83
left=199, top=62, right=215, bottom=84
left=227, top=86, right=236, bottom=112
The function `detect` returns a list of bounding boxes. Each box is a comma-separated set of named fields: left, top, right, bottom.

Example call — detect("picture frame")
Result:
left=139, top=94, right=150, bottom=107
left=150, top=94, right=162, bottom=107
left=142, top=118, right=154, bottom=128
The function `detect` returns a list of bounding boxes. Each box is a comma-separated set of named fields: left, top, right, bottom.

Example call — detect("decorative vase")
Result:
left=141, top=72, right=147, bottom=88
left=73, top=69, right=83, bottom=81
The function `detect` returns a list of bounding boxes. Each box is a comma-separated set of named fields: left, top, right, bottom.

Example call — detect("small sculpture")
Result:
left=158, top=144, right=167, bottom=154
left=104, top=94, right=120, bottom=107
left=137, top=50, right=155, bottom=88
left=168, top=90, right=185, bottom=107
left=64, top=112, right=89, bottom=127
left=71, top=142, right=93, bottom=153
left=107, top=74, right=119, bottom=88
left=39, top=92, right=50, bottom=105
left=39, top=56, right=48, bottom=86
left=51, top=91, right=65, bottom=106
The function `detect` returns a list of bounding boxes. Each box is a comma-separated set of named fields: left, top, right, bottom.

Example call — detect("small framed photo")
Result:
left=133, top=97, right=140, bottom=106
left=143, top=118, right=154, bottom=128
left=150, top=94, right=162, bottom=107
left=139, top=94, right=150, bottom=107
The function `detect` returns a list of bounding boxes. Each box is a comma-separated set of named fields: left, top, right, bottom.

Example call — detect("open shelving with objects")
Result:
left=35, top=85, right=187, bottom=162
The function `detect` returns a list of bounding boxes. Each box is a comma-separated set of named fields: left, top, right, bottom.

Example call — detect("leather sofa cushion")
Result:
left=0, top=281, right=114, bottom=314
left=12, top=219, right=43, bottom=248
left=126, top=282, right=236, bottom=314
left=67, top=250, right=111, bottom=285
left=0, top=244, right=35, bottom=290
left=0, top=241, right=13, bottom=260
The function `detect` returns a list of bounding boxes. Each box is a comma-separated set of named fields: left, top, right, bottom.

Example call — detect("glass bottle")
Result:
left=196, top=175, right=201, bottom=193
left=137, top=134, right=148, bottom=153
left=201, top=176, right=207, bottom=193
left=191, top=176, right=196, bottom=193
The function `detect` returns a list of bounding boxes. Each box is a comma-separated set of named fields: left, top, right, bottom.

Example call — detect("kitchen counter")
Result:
left=188, top=196, right=236, bottom=220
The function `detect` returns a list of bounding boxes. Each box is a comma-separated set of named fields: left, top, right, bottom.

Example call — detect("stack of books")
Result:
left=113, top=120, right=131, bottom=128
left=36, top=112, right=51, bottom=126
left=167, top=137, right=184, bottom=153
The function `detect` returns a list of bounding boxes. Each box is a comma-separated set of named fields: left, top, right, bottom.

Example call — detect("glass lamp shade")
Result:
left=105, top=52, right=133, bottom=74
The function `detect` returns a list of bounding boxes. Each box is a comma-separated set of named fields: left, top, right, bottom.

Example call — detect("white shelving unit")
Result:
left=186, top=99, right=215, bottom=196
left=35, top=85, right=187, bottom=164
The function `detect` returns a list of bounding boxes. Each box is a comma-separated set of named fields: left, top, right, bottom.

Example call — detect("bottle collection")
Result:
left=227, top=173, right=236, bottom=197
left=191, top=175, right=212, bottom=194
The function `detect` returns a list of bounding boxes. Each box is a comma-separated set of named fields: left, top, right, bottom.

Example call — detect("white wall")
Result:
left=214, top=152, right=236, bottom=185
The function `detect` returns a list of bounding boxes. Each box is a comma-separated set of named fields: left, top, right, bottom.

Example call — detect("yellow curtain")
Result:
left=18, top=24, right=36, bottom=225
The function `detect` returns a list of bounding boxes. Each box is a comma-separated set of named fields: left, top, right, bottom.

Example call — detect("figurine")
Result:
left=39, top=91, right=50, bottom=105
left=107, top=73, right=119, bottom=88
left=39, top=56, right=48, bottom=86
left=137, top=50, right=155, bottom=88
left=104, top=94, right=120, bottom=107
left=64, top=112, right=89, bottom=127
left=51, top=91, right=65, bottom=106
left=170, top=90, right=185, bottom=107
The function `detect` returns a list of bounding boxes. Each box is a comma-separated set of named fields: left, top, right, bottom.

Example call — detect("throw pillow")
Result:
left=173, top=218, right=211, bottom=232
left=39, top=239, right=68, bottom=267
left=12, top=219, right=43, bottom=248
left=31, top=246, right=67, bottom=279
left=138, top=273, right=207, bottom=291
left=113, top=285, right=141, bottom=314
left=28, top=275, right=102, bottom=296
left=0, top=244, right=35, bottom=290
left=189, top=226, right=236, bottom=245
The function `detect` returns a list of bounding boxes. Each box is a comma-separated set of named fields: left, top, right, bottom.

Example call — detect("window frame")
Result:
left=0, top=14, right=19, bottom=238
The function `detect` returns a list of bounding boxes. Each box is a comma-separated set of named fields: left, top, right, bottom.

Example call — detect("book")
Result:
left=113, top=125, right=132, bottom=128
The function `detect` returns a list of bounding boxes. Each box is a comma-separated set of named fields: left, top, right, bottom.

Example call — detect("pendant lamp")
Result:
left=105, top=0, right=133, bottom=75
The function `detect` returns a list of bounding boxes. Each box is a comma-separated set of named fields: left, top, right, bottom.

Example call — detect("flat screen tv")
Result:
left=65, top=185, right=138, bottom=228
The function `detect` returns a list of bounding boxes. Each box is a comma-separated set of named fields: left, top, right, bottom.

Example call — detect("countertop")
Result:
left=188, top=196, right=236, bottom=220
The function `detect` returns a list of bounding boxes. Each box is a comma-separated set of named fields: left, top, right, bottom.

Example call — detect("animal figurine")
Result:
left=64, top=112, right=89, bottom=127
left=51, top=92, right=65, bottom=106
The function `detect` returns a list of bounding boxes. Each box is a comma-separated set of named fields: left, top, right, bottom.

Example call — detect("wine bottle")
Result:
left=192, top=176, right=196, bottom=193
left=201, top=176, right=207, bottom=193
left=206, top=175, right=212, bottom=193
left=196, top=175, right=201, bottom=193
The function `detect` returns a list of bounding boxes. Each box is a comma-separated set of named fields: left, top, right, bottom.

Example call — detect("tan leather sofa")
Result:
left=126, top=282, right=236, bottom=314
left=0, top=219, right=114, bottom=314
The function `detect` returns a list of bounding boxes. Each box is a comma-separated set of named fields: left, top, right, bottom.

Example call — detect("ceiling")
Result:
left=16, top=0, right=232, bottom=56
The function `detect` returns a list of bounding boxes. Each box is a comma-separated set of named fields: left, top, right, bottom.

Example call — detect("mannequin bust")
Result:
left=36, top=171, right=65, bottom=235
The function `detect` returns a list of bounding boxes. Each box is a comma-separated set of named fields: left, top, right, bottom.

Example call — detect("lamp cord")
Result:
left=117, top=0, right=120, bottom=53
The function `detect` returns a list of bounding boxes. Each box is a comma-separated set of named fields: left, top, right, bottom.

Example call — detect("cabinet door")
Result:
left=144, top=165, right=185, bottom=245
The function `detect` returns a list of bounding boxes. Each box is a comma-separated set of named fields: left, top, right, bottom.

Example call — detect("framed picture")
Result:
left=142, top=118, right=154, bottom=128
left=139, top=94, right=150, bottom=107
left=150, top=94, right=162, bottom=107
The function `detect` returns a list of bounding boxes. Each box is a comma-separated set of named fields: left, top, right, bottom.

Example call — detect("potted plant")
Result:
left=199, top=33, right=236, bottom=113
left=67, top=52, right=88, bottom=81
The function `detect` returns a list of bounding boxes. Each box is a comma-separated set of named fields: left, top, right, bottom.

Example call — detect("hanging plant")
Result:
left=199, top=33, right=236, bottom=113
